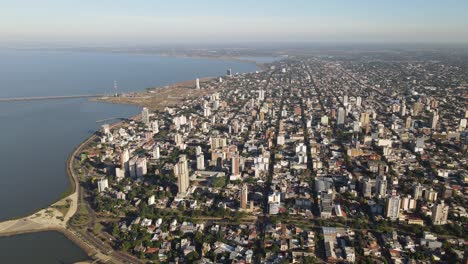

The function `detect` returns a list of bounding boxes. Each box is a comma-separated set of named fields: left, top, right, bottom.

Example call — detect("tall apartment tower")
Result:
left=405, top=116, right=412, bottom=129
left=232, top=153, right=241, bottom=177
left=413, top=183, right=424, bottom=200
left=97, top=178, right=109, bottom=193
left=175, top=155, right=190, bottom=197
left=153, top=146, right=160, bottom=160
left=258, top=89, right=265, bottom=101
left=240, top=184, right=248, bottom=209
left=195, top=146, right=202, bottom=156
left=102, top=124, right=110, bottom=135
left=120, top=148, right=130, bottom=171
left=385, top=195, right=401, bottom=220
left=431, top=201, right=449, bottom=225
left=431, top=111, right=439, bottom=130
left=196, top=153, right=205, bottom=170
left=136, top=157, right=147, bottom=177
left=356, top=96, right=362, bottom=107
left=459, top=118, right=467, bottom=131
left=141, top=107, right=150, bottom=125
left=376, top=175, right=387, bottom=198
left=400, top=101, right=406, bottom=116
left=152, top=120, right=159, bottom=134
left=195, top=78, right=200, bottom=89
left=337, top=107, right=345, bottom=125
left=360, top=112, right=370, bottom=127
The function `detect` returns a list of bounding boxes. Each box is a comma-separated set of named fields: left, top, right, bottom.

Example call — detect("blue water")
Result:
left=0, top=49, right=257, bottom=262
left=0, top=49, right=256, bottom=98
left=0, top=231, right=89, bottom=264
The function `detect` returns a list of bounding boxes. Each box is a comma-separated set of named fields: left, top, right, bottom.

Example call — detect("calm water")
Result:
left=0, top=231, right=89, bottom=264
left=0, top=49, right=257, bottom=262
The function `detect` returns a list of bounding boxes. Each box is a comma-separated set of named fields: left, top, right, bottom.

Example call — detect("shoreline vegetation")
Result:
left=0, top=57, right=268, bottom=263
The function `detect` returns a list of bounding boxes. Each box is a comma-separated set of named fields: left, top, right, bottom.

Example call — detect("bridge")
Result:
left=0, top=94, right=106, bottom=102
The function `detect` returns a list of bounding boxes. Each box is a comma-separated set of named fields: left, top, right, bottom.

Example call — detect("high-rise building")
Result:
left=431, top=201, right=449, bottom=225
left=120, top=148, right=130, bottom=171
left=356, top=96, right=362, bottom=107
left=405, top=116, right=412, bottom=129
left=232, top=153, right=240, bottom=177
left=298, top=151, right=307, bottom=164
left=321, top=115, right=329, bottom=126
left=362, top=178, right=374, bottom=198
left=115, top=168, right=125, bottom=181
left=353, top=121, right=360, bottom=132
left=102, top=124, right=110, bottom=135
left=142, top=107, right=150, bottom=125
left=431, top=111, right=439, bottom=129
left=400, top=195, right=417, bottom=211
left=211, top=137, right=227, bottom=150
left=413, top=183, right=424, bottom=200
left=153, top=146, right=160, bottom=160
left=204, top=106, right=211, bottom=117
left=400, top=101, right=406, bottom=116
left=240, top=184, right=248, bottom=209
left=376, top=175, right=387, bottom=198
left=412, top=102, right=424, bottom=116
left=136, top=157, right=147, bottom=178
left=196, top=154, right=205, bottom=170
left=97, top=178, right=109, bottom=193
left=174, top=133, right=184, bottom=146
left=360, top=112, right=370, bottom=126
left=195, top=146, right=202, bottom=156
left=195, top=78, right=200, bottom=89
left=459, top=118, right=467, bottom=131
left=337, top=107, right=345, bottom=125
left=385, top=195, right=401, bottom=220
left=227, top=68, right=232, bottom=77
left=152, top=120, right=159, bottom=134
left=343, top=95, right=349, bottom=106
left=258, top=89, right=265, bottom=101
left=129, top=158, right=137, bottom=178
left=175, top=155, right=190, bottom=197
left=424, top=188, right=438, bottom=202
left=277, top=133, right=285, bottom=146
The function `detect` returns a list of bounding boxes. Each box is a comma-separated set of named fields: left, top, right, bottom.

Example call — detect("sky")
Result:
left=2, top=0, right=468, bottom=46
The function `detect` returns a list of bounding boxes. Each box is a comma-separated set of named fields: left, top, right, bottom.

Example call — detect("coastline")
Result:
left=19, top=47, right=277, bottom=68
left=0, top=56, right=269, bottom=262
left=0, top=131, right=96, bottom=257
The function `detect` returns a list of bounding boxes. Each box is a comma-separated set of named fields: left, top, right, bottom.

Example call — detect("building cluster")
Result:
left=80, top=52, right=467, bottom=263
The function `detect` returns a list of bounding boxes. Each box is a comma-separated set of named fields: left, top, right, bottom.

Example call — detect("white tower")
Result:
left=175, top=155, right=190, bottom=197
left=142, top=107, right=150, bottom=125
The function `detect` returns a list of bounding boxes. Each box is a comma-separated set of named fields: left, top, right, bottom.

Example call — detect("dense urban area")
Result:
left=73, top=50, right=468, bottom=264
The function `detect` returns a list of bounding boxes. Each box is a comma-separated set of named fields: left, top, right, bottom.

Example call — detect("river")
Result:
left=0, top=49, right=260, bottom=263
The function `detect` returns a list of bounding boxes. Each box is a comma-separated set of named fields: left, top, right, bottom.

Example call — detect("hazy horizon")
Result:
left=2, top=0, right=468, bottom=47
